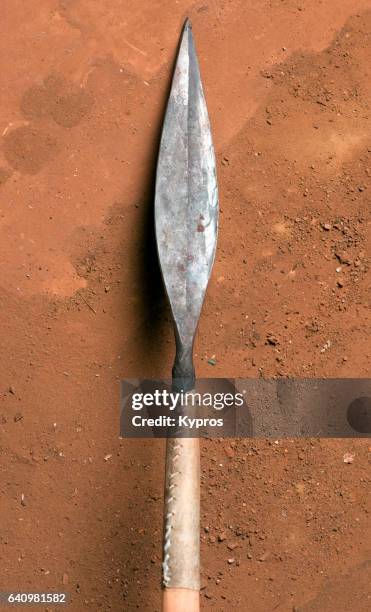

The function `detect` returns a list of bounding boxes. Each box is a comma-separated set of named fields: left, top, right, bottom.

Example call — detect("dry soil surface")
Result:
left=0, top=1, right=370, bottom=611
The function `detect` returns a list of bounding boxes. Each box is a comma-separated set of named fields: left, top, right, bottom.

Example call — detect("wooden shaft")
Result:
left=163, top=587, right=199, bottom=612
left=162, top=435, right=200, bottom=610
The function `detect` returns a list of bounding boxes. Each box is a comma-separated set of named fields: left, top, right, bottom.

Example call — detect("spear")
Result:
left=155, top=19, right=219, bottom=612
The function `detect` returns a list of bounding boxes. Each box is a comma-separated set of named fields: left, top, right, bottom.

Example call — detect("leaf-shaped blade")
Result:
left=155, top=21, right=218, bottom=353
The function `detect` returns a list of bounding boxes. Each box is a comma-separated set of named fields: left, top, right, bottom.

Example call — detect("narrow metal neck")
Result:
left=172, top=342, right=195, bottom=392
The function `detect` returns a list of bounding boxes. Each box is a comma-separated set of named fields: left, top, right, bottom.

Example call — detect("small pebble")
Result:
left=343, top=452, right=355, bottom=464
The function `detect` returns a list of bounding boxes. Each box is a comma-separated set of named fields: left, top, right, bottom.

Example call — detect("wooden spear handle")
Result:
left=163, top=587, right=199, bottom=611
left=162, top=436, right=200, bottom=611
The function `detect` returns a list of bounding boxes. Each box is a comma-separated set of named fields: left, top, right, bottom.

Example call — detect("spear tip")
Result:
left=183, top=17, right=192, bottom=31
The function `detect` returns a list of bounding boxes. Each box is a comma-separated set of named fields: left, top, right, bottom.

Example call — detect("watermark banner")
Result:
left=120, top=378, right=371, bottom=438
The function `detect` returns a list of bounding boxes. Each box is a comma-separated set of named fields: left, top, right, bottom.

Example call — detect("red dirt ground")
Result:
left=0, top=1, right=370, bottom=611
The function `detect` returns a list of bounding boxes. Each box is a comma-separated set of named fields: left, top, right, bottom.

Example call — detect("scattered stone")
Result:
left=227, top=558, right=235, bottom=565
left=209, top=535, right=216, bottom=544
left=337, top=278, right=345, bottom=288
left=322, top=223, right=332, bottom=231
left=14, top=412, right=23, bottom=422
left=320, top=340, right=331, bottom=353
left=266, top=333, right=278, bottom=346
left=335, top=251, right=352, bottom=265
left=224, top=445, right=235, bottom=459
left=227, top=542, right=239, bottom=551
left=207, top=358, right=217, bottom=366
left=305, top=321, right=319, bottom=333
left=218, top=532, right=227, bottom=542
left=21, top=493, right=26, bottom=507
left=8, top=386, right=15, bottom=395
left=343, top=452, right=355, bottom=464
left=104, top=454, right=112, bottom=461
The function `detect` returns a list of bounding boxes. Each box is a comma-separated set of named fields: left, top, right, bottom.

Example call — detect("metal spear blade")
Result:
left=155, top=20, right=218, bottom=358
